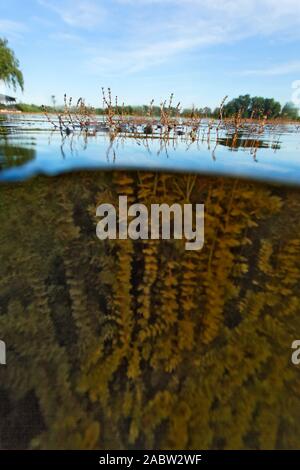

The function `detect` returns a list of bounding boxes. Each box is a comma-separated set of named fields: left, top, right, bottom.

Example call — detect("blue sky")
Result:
left=1, top=0, right=300, bottom=108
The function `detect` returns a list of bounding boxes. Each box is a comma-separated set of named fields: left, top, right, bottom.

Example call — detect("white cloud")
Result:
left=36, top=0, right=300, bottom=76
left=86, top=0, right=300, bottom=75
left=88, top=29, right=230, bottom=75
left=49, top=32, right=85, bottom=44
left=0, top=20, right=27, bottom=39
left=242, top=61, right=300, bottom=76
left=38, top=0, right=106, bottom=28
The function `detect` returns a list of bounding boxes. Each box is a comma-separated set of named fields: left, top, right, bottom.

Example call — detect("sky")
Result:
left=1, top=0, right=300, bottom=109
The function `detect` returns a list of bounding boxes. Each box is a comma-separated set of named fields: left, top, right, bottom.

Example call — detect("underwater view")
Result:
left=1, top=112, right=300, bottom=450
left=2, top=1, right=300, bottom=457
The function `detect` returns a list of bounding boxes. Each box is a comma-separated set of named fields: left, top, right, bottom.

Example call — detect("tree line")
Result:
left=181, top=95, right=299, bottom=120
left=13, top=96, right=299, bottom=121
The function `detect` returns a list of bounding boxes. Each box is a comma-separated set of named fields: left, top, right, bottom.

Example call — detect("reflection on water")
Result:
left=0, top=140, right=36, bottom=170
left=0, top=120, right=36, bottom=170
left=0, top=170, right=300, bottom=450
left=0, top=114, right=299, bottom=184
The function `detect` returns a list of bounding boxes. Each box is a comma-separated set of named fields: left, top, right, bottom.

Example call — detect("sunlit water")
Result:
left=1, top=114, right=300, bottom=184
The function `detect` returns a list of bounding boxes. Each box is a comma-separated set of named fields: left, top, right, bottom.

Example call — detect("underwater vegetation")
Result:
left=0, top=170, right=300, bottom=450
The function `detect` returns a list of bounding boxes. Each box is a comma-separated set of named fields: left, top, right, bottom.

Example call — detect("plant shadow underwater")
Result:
left=0, top=170, right=300, bottom=449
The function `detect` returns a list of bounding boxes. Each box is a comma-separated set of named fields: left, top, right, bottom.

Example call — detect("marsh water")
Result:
left=1, top=113, right=300, bottom=184
left=1, top=114, right=300, bottom=450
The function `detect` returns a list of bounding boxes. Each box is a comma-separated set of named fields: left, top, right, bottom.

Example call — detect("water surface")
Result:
left=1, top=114, right=300, bottom=185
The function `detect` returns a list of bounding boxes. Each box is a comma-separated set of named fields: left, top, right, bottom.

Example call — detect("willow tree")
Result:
left=0, top=38, right=24, bottom=91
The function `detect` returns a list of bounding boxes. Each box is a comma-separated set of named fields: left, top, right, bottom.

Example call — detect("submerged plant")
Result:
left=0, top=170, right=299, bottom=450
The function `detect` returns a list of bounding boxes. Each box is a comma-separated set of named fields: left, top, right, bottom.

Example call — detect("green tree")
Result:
left=0, top=38, right=24, bottom=91
left=263, top=98, right=281, bottom=118
left=224, top=95, right=281, bottom=119
left=224, top=95, right=251, bottom=118
left=281, top=102, right=299, bottom=120
left=250, top=96, right=266, bottom=117
left=202, top=106, right=212, bottom=116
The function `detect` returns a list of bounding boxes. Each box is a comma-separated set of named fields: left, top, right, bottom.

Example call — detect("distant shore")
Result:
left=1, top=109, right=299, bottom=126
left=0, top=109, right=22, bottom=114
